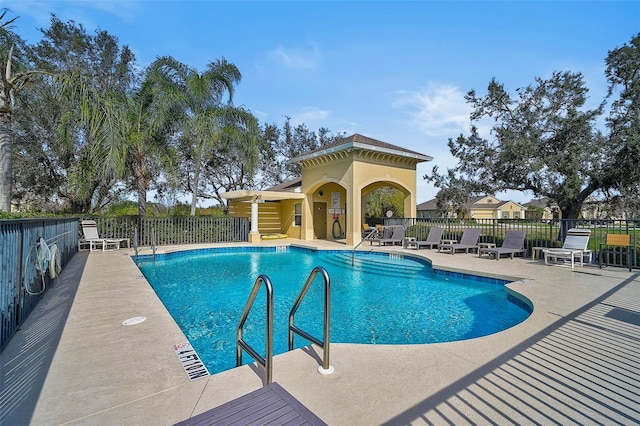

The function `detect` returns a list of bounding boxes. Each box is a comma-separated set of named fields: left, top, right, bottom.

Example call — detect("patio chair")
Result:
left=362, top=224, right=377, bottom=239
left=79, top=220, right=126, bottom=252
left=438, top=228, right=481, bottom=255
left=371, top=226, right=405, bottom=246
left=478, top=230, right=526, bottom=260
left=414, top=227, right=444, bottom=249
left=599, top=233, right=632, bottom=271
left=542, top=228, right=592, bottom=268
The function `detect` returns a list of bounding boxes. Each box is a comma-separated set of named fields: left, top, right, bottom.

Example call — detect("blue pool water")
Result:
left=136, top=247, right=531, bottom=375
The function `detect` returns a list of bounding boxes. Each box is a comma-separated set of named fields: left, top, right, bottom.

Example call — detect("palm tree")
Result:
left=104, top=79, right=176, bottom=215
left=0, top=10, right=41, bottom=211
left=148, top=56, right=258, bottom=215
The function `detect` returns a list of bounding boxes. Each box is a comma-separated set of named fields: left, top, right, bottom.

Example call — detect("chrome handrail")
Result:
left=288, top=266, right=333, bottom=374
left=352, top=228, right=378, bottom=266
left=236, top=274, right=274, bottom=385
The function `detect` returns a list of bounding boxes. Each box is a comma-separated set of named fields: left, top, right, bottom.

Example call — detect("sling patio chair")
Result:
left=413, top=227, right=444, bottom=249
left=542, top=228, right=592, bottom=268
left=371, top=226, right=405, bottom=246
left=479, top=230, right=527, bottom=260
left=79, top=220, right=127, bottom=252
left=438, top=228, right=481, bottom=255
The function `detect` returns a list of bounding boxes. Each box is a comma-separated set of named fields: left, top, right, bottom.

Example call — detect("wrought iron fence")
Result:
left=1, top=218, right=79, bottom=351
left=85, top=216, right=250, bottom=246
left=392, top=217, right=638, bottom=267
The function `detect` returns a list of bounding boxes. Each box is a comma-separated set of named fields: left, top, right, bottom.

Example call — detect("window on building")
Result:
left=294, top=203, right=302, bottom=226
left=514, top=212, right=520, bottom=219
left=503, top=212, right=509, bottom=219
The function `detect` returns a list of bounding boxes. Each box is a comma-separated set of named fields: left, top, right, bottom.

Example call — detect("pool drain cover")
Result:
left=122, top=316, right=146, bottom=326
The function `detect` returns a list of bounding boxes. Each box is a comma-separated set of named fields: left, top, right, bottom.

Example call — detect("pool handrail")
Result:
left=236, top=274, right=274, bottom=385
left=288, top=266, right=334, bottom=375
left=352, top=228, right=378, bottom=266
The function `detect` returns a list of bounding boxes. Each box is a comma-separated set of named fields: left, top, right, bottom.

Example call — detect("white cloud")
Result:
left=269, top=43, right=320, bottom=70
left=290, top=106, right=330, bottom=126
left=392, top=83, right=472, bottom=138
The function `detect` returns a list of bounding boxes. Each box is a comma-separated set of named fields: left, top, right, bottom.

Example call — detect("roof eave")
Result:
left=222, top=190, right=306, bottom=202
left=289, top=142, right=432, bottom=164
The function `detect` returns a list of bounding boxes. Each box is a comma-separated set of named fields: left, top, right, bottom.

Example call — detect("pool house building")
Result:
left=222, top=134, right=433, bottom=246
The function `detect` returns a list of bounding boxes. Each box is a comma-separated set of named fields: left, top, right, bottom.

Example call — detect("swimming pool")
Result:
left=136, top=246, right=531, bottom=375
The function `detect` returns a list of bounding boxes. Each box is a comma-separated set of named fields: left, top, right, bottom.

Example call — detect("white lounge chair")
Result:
left=79, top=220, right=127, bottom=252
left=543, top=228, right=592, bottom=268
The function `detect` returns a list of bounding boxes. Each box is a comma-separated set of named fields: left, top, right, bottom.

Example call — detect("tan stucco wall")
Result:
left=280, top=198, right=303, bottom=239
left=470, top=210, right=496, bottom=219
left=498, top=201, right=526, bottom=219
left=300, top=154, right=418, bottom=245
left=228, top=200, right=283, bottom=234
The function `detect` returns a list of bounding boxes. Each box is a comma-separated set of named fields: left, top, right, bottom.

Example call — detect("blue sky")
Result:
left=4, top=0, right=639, bottom=205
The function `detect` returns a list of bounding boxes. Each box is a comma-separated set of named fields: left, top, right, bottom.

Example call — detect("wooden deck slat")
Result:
left=218, top=398, right=288, bottom=425
left=174, top=382, right=326, bottom=426
left=206, top=393, right=281, bottom=423
left=250, top=407, right=300, bottom=425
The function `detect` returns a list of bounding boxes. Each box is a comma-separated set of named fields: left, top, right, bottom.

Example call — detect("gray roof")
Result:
left=417, top=198, right=438, bottom=210
left=523, top=197, right=556, bottom=208
left=265, top=177, right=302, bottom=192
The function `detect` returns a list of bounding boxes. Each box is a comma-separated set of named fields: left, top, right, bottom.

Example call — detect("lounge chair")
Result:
left=362, top=224, right=377, bottom=239
left=413, top=227, right=444, bottom=249
left=79, top=220, right=127, bottom=252
left=478, top=230, right=526, bottom=260
left=371, top=226, right=405, bottom=246
left=438, top=228, right=481, bottom=254
left=543, top=228, right=591, bottom=268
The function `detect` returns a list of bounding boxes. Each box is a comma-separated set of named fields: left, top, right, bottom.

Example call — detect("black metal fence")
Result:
left=86, top=216, right=250, bottom=246
left=386, top=217, right=639, bottom=267
left=0, top=218, right=79, bottom=351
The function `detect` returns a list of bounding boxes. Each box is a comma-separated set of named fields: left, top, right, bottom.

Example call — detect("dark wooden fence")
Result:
left=0, top=216, right=249, bottom=350
left=1, top=218, right=78, bottom=351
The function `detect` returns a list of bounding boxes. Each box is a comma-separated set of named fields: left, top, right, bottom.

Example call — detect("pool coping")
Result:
left=2, top=240, right=638, bottom=425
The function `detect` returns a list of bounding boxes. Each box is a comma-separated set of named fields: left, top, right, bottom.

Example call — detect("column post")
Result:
left=249, top=195, right=261, bottom=243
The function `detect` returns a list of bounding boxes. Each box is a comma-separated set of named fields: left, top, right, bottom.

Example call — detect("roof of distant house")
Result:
left=523, top=197, right=556, bottom=208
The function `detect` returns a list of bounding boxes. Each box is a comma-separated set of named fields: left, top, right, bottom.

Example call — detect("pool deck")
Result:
left=2, top=240, right=639, bottom=425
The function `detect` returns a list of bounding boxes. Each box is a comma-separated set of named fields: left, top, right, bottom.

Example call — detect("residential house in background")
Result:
left=416, top=198, right=455, bottom=219
left=417, top=195, right=526, bottom=220
left=523, top=197, right=560, bottom=221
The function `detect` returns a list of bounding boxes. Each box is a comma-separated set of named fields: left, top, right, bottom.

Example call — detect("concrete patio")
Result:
left=1, top=241, right=638, bottom=425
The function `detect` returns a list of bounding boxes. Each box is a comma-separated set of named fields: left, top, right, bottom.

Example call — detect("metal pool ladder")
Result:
left=289, top=266, right=334, bottom=375
left=236, top=274, right=274, bottom=385
left=235, top=267, right=333, bottom=385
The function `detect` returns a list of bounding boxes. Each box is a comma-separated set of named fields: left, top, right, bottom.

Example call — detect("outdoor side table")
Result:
left=403, top=237, right=417, bottom=249
left=477, top=242, right=496, bottom=249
